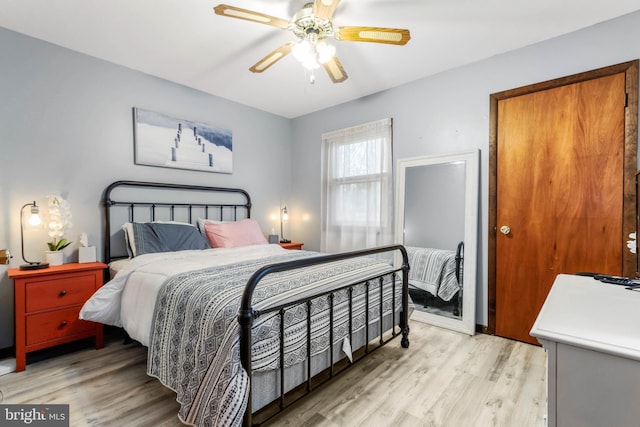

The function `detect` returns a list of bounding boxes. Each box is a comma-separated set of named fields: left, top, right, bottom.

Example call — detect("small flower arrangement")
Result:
left=47, top=195, right=73, bottom=251
left=627, top=232, right=637, bottom=254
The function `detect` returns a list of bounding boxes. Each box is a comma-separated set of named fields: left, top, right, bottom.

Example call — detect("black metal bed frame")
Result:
left=103, top=180, right=252, bottom=262
left=102, top=180, right=410, bottom=426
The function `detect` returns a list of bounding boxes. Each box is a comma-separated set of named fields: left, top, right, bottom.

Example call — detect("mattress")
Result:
left=80, top=244, right=292, bottom=346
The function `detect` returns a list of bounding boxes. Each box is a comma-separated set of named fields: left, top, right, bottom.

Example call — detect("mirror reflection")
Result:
left=404, top=162, right=466, bottom=319
left=395, top=150, right=478, bottom=335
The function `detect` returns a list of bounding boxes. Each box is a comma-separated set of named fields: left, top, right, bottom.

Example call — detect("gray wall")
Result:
left=290, top=10, right=640, bottom=326
left=0, top=28, right=292, bottom=348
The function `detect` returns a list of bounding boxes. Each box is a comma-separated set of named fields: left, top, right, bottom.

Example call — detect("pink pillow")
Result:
left=204, top=218, right=268, bottom=248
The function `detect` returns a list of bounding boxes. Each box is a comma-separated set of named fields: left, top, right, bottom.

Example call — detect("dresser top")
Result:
left=8, top=262, right=107, bottom=279
left=531, top=273, right=640, bottom=361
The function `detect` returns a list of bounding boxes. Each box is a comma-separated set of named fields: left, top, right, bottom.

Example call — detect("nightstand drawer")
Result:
left=26, top=274, right=96, bottom=313
left=26, top=306, right=94, bottom=346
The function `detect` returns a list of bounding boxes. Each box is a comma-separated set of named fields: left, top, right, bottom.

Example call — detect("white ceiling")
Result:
left=2, top=0, right=640, bottom=118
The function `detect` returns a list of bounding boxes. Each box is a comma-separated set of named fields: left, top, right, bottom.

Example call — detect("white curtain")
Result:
left=321, top=118, right=393, bottom=253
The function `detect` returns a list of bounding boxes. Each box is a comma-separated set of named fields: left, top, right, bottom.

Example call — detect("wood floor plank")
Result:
left=0, top=320, right=547, bottom=427
left=473, top=342, right=547, bottom=427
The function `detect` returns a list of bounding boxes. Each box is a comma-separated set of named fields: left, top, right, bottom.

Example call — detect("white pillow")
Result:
left=197, top=218, right=226, bottom=236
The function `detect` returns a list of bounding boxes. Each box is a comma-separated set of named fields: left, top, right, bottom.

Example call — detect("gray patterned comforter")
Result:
left=147, top=251, right=399, bottom=426
left=406, top=246, right=459, bottom=301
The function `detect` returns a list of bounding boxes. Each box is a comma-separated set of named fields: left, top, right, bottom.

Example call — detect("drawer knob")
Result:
left=60, top=320, right=68, bottom=328
left=60, top=290, right=67, bottom=296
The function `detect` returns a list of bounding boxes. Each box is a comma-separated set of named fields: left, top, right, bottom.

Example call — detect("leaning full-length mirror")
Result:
left=395, top=150, right=479, bottom=335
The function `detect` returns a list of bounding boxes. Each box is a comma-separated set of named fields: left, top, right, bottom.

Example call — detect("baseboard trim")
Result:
left=477, top=324, right=490, bottom=334
left=0, top=346, right=14, bottom=359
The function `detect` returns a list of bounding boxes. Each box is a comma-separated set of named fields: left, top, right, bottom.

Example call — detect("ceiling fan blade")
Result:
left=335, top=26, right=411, bottom=45
left=323, top=56, right=348, bottom=83
left=213, top=4, right=290, bottom=29
left=313, top=0, right=341, bottom=20
left=249, top=44, right=293, bottom=73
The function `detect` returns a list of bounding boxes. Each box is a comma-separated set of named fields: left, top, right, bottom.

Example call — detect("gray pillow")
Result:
left=131, top=222, right=210, bottom=256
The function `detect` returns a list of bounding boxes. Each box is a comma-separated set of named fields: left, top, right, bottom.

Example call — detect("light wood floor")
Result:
left=0, top=321, right=547, bottom=426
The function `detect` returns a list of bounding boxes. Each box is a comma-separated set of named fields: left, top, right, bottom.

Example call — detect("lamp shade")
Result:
left=20, top=201, right=48, bottom=270
left=280, top=205, right=291, bottom=243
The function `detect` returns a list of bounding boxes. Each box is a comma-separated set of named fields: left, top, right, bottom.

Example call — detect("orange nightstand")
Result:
left=8, top=262, right=107, bottom=372
left=279, top=242, right=304, bottom=250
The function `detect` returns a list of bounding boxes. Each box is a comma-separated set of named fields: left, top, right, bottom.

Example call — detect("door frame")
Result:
left=487, top=60, right=639, bottom=335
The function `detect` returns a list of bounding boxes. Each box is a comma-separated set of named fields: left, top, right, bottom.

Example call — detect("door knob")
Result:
left=500, top=225, right=511, bottom=235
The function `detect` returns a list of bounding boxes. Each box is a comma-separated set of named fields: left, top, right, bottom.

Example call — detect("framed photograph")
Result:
left=133, top=108, right=233, bottom=174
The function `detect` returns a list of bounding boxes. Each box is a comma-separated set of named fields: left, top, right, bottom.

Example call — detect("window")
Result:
left=321, top=118, right=393, bottom=253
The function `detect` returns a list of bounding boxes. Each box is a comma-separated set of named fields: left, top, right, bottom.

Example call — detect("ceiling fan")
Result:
left=213, top=1, right=411, bottom=83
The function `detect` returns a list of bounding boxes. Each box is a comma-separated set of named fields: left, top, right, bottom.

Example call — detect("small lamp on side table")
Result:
left=280, top=205, right=291, bottom=243
left=20, top=201, right=48, bottom=270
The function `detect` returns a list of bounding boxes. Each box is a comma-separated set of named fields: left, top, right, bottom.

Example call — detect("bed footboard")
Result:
left=239, top=244, right=410, bottom=426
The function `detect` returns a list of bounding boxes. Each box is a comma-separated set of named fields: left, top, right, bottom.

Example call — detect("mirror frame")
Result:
left=395, top=149, right=479, bottom=335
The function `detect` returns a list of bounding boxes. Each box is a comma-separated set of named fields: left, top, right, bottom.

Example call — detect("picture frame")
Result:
left=133, top=107, right=233, bottom=174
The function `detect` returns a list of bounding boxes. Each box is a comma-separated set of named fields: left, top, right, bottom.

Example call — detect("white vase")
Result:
left=45, top=251, right=64, bottom=266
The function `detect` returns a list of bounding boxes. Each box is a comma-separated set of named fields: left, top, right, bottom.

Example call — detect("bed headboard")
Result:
left=102, top=180, right=252, bottom=263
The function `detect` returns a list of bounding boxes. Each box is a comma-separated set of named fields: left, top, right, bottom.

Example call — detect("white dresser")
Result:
left=530, top=274, right=640, bottom=427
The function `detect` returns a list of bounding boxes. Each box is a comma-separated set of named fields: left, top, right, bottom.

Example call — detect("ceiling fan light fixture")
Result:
left=292, top=39, right=312, bottom=62
left=292, top=40, right=319, bottom=69
left=214, top=2, right=410, bottom=83
left=292, top=37, right=335, bottom=71
left=316, top=41, right=335, bottom=64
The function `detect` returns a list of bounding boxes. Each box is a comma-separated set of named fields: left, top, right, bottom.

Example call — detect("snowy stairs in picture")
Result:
left=170, top=123, right=215, bottom=168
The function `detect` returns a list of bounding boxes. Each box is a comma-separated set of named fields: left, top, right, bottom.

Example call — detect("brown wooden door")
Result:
left=495, top=73, right=626, bottom=344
